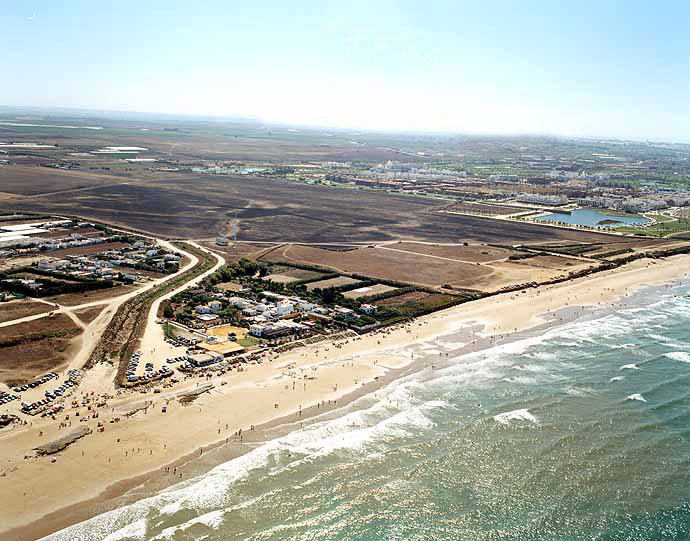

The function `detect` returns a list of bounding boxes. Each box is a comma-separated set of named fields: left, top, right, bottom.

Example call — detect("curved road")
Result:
left=0, top=239, right=225, bottom=375
left=137, top=241, right=224, bottom=370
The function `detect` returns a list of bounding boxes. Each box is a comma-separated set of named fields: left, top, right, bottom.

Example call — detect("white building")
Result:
left=249, top=324, right=266, bottom=337
left=297, top=301, right=317, bottom=313
left=208, top=300, right=223, bottom=313
left=228, top=296, right=252, bottom=310
left=334, top=307, right=355, bottom=319
left=361, top=303, right=377, bottom=314
left=276, top=301, right=295, bottom=316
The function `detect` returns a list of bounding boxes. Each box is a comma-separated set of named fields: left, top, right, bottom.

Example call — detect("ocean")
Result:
left=47, top=282, right=690, bottom=540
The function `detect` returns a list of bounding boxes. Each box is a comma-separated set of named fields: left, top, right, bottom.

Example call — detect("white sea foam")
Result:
left=501, top=375, right=538, bottom=385
left=512, top=363, right=549, bottom=373
left=564, top=386, right=596, bottom=397
left=494, top=408, right=539, bottom=426
left=152, top=510, right=225, bottom=540
left=619, top=364, right=639, bottom=371
left=650, top=334, right=689, bottom=350
left=613, top=342, right=637, bottom=350
left=626, top=393, right=647, bottom=402
left=102, top=518, right=148, bottom=541
left=553, top=340, right=579, bottom=347
left=296, top=401, right=440, bottom=459
left=664, top=351, right=690, bottom=363
left=609, top=376, right=625, bottom=383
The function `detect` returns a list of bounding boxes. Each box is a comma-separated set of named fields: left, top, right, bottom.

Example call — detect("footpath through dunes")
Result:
left=0, top=172, right=637, bottom=244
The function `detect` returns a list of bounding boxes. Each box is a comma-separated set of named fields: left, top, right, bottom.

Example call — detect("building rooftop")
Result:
left=198, top=341, right=245, bottom=356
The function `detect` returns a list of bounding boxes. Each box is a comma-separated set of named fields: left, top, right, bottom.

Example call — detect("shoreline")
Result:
left=8, top=358, right=425, bottom=541
left=2, top=254, right=690, bottom=540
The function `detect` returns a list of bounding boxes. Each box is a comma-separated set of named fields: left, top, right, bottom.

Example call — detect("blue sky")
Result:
left=2, top=1, right=689, bottom=141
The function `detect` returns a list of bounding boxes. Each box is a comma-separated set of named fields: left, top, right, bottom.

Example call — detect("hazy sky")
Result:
left=3, top=1, right=690, bottom=141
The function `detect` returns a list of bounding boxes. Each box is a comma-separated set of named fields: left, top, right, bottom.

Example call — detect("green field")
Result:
left=237, top=336, right=262, bottom=347
left=618, top=218, right=690, bottom=237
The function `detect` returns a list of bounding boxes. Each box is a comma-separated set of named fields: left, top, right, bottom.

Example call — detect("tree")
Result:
left=238, top=258, right=259, bottom=277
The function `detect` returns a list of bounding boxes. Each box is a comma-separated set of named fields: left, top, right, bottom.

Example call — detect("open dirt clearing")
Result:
left=0, top=314, right=82, bottom=384
left=73, top=305, right=106, bottom=324
left=264, top=267, right=325, bottom=284
left=343, top=284, right=399, bottom=299
left=44, top=284, right=138, bottom=307
left=304, top=276, right=362, bottom=291
left=0, top=300, right=54, bottom=324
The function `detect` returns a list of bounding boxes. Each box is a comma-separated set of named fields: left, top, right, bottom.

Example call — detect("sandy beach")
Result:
left=1, top=254, right=689, bottom=540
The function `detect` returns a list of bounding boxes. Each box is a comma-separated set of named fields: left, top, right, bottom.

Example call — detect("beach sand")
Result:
left=1, top=254, right=688, bottom=540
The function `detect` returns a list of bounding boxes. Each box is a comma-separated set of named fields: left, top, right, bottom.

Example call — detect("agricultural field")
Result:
left=0, top=165, right=122, bottom=197
left=0, top=167, right=634, bottom=245
left=263, top=242, right=608, bottom=292
left=343, top=284, right=398, bottom=299
left=263, top=266, right=326, bottom=284
left=389, top=242, right=516, bottom=263
left=266, top=244, right=492, bottom=289
left=305, top=276, right=362, bottom=291
left=375, top=290, right=430, bottom=307
left=508, top=254, right=583, bottom=270
left=199, top=241, right=273, bottom=264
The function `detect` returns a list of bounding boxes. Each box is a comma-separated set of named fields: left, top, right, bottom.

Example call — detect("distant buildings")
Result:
left=516, top=194, right=567, bottom=206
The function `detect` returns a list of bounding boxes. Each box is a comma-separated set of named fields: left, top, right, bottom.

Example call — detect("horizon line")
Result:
left=1, top=103, right=689, bottom=147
